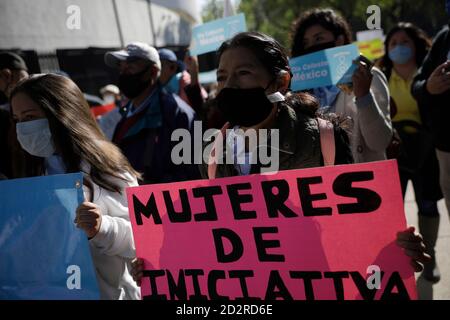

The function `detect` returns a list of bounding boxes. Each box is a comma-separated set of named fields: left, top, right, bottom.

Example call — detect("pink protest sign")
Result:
left=126, top=160, right=417, bottom=300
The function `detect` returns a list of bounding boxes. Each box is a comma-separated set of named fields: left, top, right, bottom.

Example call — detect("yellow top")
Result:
left=389, top=68, right=421, bottom=125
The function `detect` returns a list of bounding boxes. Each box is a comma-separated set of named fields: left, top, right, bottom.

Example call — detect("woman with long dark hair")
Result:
left=10, top=73, right=141, bottom=299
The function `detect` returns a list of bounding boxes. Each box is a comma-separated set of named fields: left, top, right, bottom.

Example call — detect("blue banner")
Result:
left=0, top=173, right=100, bottom=299
left=190, top=13, right=247, bottom=56
left=289, top=44, right=360, bottom=91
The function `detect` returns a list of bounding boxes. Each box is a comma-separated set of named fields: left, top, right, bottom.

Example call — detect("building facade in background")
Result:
left=0, top=0, right=199, bottom=51
left=0, top=0, right=200, bottom=96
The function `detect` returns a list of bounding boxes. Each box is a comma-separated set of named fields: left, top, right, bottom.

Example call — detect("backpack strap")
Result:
left=317, top=118, right=336, bottom=166
left=208, top=122, right=231, bottom=179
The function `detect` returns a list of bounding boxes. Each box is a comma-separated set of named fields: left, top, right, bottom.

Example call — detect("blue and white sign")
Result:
left=0, top=173, right=100, bottom=300
left=190, top=13, right=247, bottom=56
left=290, top=44, right=360, bottom=91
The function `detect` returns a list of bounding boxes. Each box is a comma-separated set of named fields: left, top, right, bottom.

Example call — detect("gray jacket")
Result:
left=330, top=67, right=392, bottom=163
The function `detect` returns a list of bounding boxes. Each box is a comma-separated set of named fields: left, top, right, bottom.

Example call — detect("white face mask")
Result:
left=266, top=91, right=286, bottom=103
left=16, top=118, right=55, bottom=157
left=103, top=94, right=116, bottom=104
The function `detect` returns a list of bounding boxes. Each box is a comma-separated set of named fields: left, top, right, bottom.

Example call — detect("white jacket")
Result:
left=331, top=67, right=392, bottom=163
left=82, top=171, right=140, bottom=300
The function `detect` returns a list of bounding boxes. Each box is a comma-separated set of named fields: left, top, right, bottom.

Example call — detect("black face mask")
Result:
left=217, top=87, right=274, bottom=127
left=118, top=66, right=151, bottom=99
left=301, top=41, right=336, bottom=56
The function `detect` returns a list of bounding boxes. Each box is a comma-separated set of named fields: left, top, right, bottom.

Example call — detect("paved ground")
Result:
left=404, top=182, right=450, bottom=300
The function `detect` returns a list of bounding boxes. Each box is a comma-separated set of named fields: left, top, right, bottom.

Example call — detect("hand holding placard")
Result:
left=127, top=160, right=418, bottom=300
left=290, top=44, right=360, bottom=92
left=351, top=57, right=374, bottom=98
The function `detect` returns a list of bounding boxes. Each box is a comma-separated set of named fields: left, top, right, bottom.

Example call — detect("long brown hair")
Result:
left=10, top=73, right=140, bottom=193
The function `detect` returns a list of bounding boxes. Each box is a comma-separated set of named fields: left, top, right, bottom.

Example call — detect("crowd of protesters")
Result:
left=1, top=4, right=449, bottom=299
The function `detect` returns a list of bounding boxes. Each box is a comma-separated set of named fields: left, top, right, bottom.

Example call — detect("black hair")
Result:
left=291, top=8, right=353, bottom=57
left=217, top=31, right=292, bottom=79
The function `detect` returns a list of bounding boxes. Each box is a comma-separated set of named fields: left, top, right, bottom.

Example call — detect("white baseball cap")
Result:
left=100, top=84, right=120, bottom=95
left=104, top=42, right=161, bottom=70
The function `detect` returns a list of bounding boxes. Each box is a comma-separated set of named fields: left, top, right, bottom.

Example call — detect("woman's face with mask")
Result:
left=12, top=92, right=46, bottom=123
left=12, top=92, right=55, bottom=157
left=216, top=46, right=287, bottom=127
left=388, top=30, right=416, bottom=65
left=217, top=47, right=273, bottom=92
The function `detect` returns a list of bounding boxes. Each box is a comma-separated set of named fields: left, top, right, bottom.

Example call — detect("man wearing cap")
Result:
left=158, top=48, right=207, bottom=116
left=158, top=48, right=191, bottom=103
left=0, top=52, right=30, bottom=179
left=100, top=84, right=122, bottom=105
left=105, top=42, right=200, bottom=184
left=0, top=52, right=29, bottom=110
left=98, top=84, right=123, bottom=140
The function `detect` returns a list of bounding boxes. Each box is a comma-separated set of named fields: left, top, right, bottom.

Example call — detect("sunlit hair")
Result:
left=217, top=31, right=293, bottom=81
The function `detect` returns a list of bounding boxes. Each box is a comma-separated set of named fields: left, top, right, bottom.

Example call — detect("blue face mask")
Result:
left=389, top=45, right=413, bottom=65
left=164, top=72, right=182, bottom=95
left=16, top=118, right=55, bottom=158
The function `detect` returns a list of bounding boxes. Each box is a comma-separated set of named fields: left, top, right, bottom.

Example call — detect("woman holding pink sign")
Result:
left=131, top=32, right=430, bottom=293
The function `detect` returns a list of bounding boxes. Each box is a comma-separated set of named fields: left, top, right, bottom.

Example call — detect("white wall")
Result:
left=0, top=0, right=197, bottom=51
left=152, top=0, right=200, bottom=23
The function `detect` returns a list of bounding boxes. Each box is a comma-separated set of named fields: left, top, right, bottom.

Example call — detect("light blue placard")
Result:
left=290, top=44, right=360, bottom=91
left=0, top=173, right=100, bottom=300
left=190, top=13, right=247, bottom=56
